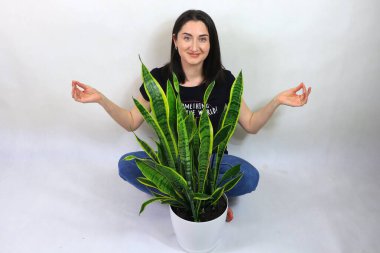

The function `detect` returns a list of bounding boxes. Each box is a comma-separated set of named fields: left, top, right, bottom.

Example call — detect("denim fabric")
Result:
left=118, top=151, right=259, bottom=198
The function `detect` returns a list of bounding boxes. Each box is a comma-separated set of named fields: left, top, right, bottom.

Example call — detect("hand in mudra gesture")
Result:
left=277, top=82, right=312, bottom=107
left=72, top=80, right=102, bottom=103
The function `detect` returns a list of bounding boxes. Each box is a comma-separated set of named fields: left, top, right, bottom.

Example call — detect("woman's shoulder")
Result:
left=222, top=68, right=235, bottom=80
left=150, top=65, right=171, bottom=84
left=140, top=64, right=170, bottom=101
left=218, top=68, right=235, bottom=88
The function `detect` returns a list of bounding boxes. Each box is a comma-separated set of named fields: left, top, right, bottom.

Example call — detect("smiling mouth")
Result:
left=188, top=53, right=200, bottom=57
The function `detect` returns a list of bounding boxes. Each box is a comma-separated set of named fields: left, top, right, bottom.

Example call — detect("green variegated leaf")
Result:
left=133, top=97, right=175, bottom=168
left=134, top=133, right=159, bottom=163
left=151, top=192, right=187, bottom=207
left=173, top=72, right=179, bottom=93
left=175, top=97, right=197, bottom=218
left=212, top=71, right=244, bottom=189
left=217, top=164, right=241, bottom=187
left=135, top=159, right=185, bottom=201
left=193, top=193, right=212, bottom=200
left=188, top=112, right=198, bottom=141
left=161, top=199, right=184, bottom=208
left=139, top=197, right=165, bottom=215
left=185, top=112, right=196, bottom=142
left=151, top=191, right=168, bottom=198
left=137, top=177, right=159, bottom=190
left=154, top=140, right=166, bottom=166
left=177, top=117, right=192, bottom=188
left=217, top=104, right=228, bottom=131
left=166, top=79, right=177, bottom=142
left=192, top=129, right=200, bottom=167
left=210, top=187, right=225, bottom=206
left=176, top=97, right=187, bottom=123
left=136, top=159, right=191, bottom=198
left=218, top=71, right=243, bottom=150
left=203, top=81, right=215, bottom=104
left=197, top=105, right=213, bottom=194
left=141, top=62, right=178, bottom=164
left=141, top=63, right=167, bottom=121
left=124, top=155, right=138, bottom=161
left=221, top=71, right=243, bottom=129
left=223, top=173, right=243, bottom=192
left=196, top=82, right=216, bottom=194
left=212, top=124, right=232, bottom=151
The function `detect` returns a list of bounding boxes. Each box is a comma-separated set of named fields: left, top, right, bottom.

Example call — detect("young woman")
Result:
left=72, top=10, right=311, bottom=222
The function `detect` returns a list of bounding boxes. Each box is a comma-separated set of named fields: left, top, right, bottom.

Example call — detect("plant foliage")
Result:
left=126, top=61, right=244, bottom=222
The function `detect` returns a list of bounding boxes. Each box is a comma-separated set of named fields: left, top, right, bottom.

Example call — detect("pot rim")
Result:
left=169, top=194, right=228, bottom=223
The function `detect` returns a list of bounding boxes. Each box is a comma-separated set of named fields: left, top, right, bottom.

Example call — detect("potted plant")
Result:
left=125, top=61, right=244, bottom=252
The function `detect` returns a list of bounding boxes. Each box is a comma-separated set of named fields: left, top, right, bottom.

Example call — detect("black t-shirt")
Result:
left=139, top=66, right=235, bottom=132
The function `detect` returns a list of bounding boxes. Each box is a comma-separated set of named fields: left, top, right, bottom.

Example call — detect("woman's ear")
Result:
left=172, top=34, right=177, bottom=48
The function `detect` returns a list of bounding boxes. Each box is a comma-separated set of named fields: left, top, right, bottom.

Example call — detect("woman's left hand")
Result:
left=276, top=82, right=312, bottom=107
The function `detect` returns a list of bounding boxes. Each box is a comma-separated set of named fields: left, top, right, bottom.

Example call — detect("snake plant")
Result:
left=125, top=61, right=244, bottom=222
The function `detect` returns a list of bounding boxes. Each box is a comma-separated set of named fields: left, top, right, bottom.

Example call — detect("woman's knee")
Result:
left=243, top=165, right=260, bottom=192
left=226, top=155, right=260, bottom=191
left=118, top=151, right=148, bottom=181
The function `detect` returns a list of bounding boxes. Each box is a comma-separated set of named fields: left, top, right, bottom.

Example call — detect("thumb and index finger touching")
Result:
left=71, top=80, right=89, bottom=102
left=293, top=82, right=312, bottom=96
left=72, top=80, right=88, bottom=90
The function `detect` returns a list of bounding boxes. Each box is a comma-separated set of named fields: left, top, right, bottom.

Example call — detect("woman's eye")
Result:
left=200, top=37, right=207, bottom=42
left=184, top=36, right=190, bottom=41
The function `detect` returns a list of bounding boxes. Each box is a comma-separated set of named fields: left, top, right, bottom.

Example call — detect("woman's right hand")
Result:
left=72, top=80, right=103, bottom=103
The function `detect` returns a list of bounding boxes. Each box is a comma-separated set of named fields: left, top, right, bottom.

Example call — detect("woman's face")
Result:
left=173, top=20, right=210, bottom=69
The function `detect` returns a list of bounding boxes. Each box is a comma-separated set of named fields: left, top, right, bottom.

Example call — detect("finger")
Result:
left=301, top=83, right=309, bottom=103
left=72, top=84, right=76, bottom=98
left=292, top=82, right=303, bottom=92
left=72, top=80, right=79, bottom=91
left=72, top=85, right=80, bottom=99
left=74, top=81, right=87, bottom=89
left=302, top=82, right=307, bottom=95
left=299, top=95, right=304, bottom=106
left=303, top=85, right=308, bottom=103
left=305, top=87, right=311, bottom=104
left=72, top=81, right=76, bottom=97
left=74, top=88, right=82, bottom=101
left=73, top=88, right=78, bottom=100
left=71, top=81, right=78, bottom=95
left=72, top=80, right=80, bottom=89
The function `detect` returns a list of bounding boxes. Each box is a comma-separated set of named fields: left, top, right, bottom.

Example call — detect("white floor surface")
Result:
left=1, top=130, right=379, bottom=253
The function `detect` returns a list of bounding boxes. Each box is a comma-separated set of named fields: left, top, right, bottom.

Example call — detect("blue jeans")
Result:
left=118, top=151, right=259, bottom=198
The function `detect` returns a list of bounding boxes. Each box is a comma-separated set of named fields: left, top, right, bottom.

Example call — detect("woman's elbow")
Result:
left=123, top=123, right=138, bottom=132
left=247, top=128, right=259, bottom=134
left=125, top=127, right=135, bottom=132
left=240, top=124, right=259, bottom=134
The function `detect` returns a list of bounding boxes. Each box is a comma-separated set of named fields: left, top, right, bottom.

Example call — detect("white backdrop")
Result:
left=1, top=0, right=379, bottom=252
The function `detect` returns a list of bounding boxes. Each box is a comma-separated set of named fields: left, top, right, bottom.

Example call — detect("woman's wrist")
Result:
left=98, top=93, right=108, bottom=107
left=272, top=95, right=282, bottom=108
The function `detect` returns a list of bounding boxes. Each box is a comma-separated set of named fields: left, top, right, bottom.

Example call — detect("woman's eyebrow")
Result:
left=181, top=32, right=209, bottom=37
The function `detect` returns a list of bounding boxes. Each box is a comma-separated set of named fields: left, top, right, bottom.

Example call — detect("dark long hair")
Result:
left=168, top=10, right=224, bottom=85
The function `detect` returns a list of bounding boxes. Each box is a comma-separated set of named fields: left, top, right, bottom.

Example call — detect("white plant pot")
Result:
left=169, top=195, right=228, bottom=253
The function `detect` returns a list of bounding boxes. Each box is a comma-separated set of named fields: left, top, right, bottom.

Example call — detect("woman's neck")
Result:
left=181, top=62, right=204, bottom=87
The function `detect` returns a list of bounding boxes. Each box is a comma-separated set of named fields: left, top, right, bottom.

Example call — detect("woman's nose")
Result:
left=191, top=40, right=198, bottom=51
